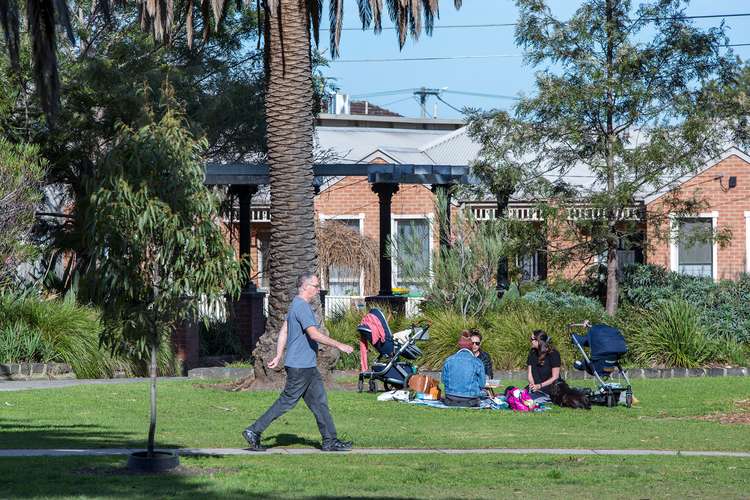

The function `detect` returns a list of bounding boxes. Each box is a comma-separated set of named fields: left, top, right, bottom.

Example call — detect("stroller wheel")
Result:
left=368, top=379, right=377, bottom=392
left=625, top=388, right=633, bottom=408
left=606, top=391, right=615, bottom=408
left=357, top=377, right=364, bottom=393
left=383, top=381, right=392, bottom=392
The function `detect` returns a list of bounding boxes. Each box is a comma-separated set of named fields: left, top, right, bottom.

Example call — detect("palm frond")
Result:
left=409, top=0, right=420, bottom=40
left=0, top=0, right=21, bottom=70
left=356, top=0, right=371, bottom=29
left=329, top=0, right=343, bottom=58
left=370, top=0, right=382, bottom=33
left=200, top=0, right=211, bottom=41
left=308, top=0, right=322, bottom=48
left=210, top=0, right=226, bottom=29
left=421, top=0, right=436, bottom=35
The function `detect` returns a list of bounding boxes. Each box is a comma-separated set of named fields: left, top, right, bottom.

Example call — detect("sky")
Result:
left=318, top=0, right=750, bottom=118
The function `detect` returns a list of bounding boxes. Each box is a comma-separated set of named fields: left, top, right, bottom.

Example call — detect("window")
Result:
left=321, top=217, right=363, bottom=296
left=257, top=234, right=270, bottom=289
left=516, top=251, right=547, bottom=282
left=393, top=217, right=431, bottom=294
left=677, top=218, right=713, bottom=278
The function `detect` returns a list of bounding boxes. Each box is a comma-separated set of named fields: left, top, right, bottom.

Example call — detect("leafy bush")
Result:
left=419, top=293, right=606, bottom=371
left=621, top=265, right=750, bottom=343
left=0, top=292, right=180, bottom=377
left=522, top=287, right=603, bottom=311
left=623, top=300, right=741, bottom=368
left=0, top=321, right=54, bottom=363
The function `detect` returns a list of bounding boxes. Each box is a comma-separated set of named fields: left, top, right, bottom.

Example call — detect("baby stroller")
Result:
left=569, top=322, right=633, bottom=408
left=356, top=308, right=429, bottom=392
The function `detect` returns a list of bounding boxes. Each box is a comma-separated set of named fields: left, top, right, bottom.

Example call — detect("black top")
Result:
left=477, top=351, right=494, bottom=379
left=527, top=349, right=561, bottom=386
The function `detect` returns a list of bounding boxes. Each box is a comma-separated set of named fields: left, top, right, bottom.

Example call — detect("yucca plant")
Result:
left=627, top=300, right=715, bottom=368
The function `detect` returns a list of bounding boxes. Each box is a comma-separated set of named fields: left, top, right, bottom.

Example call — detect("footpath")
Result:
left=0, top=447, right=748, bottom=458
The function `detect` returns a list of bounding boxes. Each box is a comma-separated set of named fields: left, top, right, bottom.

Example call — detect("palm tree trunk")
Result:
left=252, top=0, right=325, bottom=383
left=147, top=341, right=157, bottom=457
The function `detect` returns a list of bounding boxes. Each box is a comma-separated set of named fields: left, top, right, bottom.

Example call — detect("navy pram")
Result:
left=356, top=308, right=428, bottom=392
left=570, top=322, right=633, bottom=408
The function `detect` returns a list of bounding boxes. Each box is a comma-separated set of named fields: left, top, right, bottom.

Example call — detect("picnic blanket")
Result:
left=405, top=396, right=550, bottom=412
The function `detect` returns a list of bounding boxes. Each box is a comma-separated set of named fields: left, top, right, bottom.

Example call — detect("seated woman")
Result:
left=469, top=329, right=493, bottom=379
left=526, top=330, right=561, bottom=401
left=441, top=331, right=486, bottom=407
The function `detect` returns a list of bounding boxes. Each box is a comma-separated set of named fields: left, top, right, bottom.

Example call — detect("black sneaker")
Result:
left=321, top=438, right=353, bottom=452
left=242, top=428, right=266, bottom=452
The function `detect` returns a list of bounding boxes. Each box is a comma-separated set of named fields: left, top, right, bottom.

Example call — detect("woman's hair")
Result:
left=465, top=328, right=482, bottom=341
left=532, top=329, right=556, bottom=365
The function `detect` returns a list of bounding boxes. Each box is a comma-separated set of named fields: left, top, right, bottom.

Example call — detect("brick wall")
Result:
left=646, top=153, right=750, bottom=280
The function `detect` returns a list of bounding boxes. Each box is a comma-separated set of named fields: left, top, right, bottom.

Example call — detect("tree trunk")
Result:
left=605, top=242, right=618, bottom=316
left=147, top=342, right=157, bottom=457
left=252, top=1, right=325, bottom=383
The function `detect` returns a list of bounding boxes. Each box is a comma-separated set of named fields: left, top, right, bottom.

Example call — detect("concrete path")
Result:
left=1, top=447, right=748, bottom=458
left=0, top=377, right=187, bottom=392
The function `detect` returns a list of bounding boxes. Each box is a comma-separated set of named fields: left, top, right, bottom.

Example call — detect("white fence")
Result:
left=324, top=295, right=424, bottom=318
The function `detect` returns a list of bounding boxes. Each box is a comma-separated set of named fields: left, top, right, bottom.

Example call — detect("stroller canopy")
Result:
left=357, top=308, right=393, bottom=356
left=573, top=324, right=627, bottom=359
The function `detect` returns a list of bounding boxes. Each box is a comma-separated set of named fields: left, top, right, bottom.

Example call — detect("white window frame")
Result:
left=319, top=213, right=365, bottom=296
left=669, top=211, right=719, bottom=281
left=745, top=211, right=750, bottom=274
left=391, top=213, right=435, bottom=291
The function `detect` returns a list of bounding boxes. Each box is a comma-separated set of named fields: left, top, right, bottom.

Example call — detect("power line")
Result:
left=319, top=12, right=750, bottom=32
left=333, top=54, right=522, bottom=63
left=332, top=43, right=750, bottom=63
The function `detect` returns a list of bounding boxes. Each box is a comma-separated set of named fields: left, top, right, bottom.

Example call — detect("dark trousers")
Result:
left=249, top=367, right=337, bottom=441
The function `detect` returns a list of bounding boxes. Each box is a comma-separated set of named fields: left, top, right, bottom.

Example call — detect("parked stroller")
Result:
left=569, top=321, right=633, bottom=408
left=356, top=308, right=429, bottom=392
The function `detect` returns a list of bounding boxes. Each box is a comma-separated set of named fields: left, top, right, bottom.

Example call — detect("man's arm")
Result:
left=267, top=321, right=288, bottom=369
left=306, top=326, right=353, bottom=354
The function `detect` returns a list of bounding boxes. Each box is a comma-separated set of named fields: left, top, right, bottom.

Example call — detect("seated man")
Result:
left=441, top=331, right=487, bottom=407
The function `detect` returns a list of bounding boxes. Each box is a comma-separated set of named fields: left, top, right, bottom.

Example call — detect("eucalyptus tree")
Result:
left=84, top=102, right=242, bottom=457
left=477, top=0, right=734, bottom=315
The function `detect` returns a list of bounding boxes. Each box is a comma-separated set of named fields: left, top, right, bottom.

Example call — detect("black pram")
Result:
left=356, top=308, right=428, bottom=392
left=569, top=322, right=633, bottom=408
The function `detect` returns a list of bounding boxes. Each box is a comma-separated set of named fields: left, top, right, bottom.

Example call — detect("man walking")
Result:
left=242, top=272, right=354, bottom=452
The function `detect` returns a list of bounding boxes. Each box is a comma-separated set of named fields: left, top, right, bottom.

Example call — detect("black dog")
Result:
left=547, top=380, right=591, bottom=410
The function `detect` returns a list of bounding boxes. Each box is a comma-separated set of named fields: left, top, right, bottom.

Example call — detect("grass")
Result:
left=1, top=454, right=749, bottom=499
left=0, top=377, right=749, bottom=452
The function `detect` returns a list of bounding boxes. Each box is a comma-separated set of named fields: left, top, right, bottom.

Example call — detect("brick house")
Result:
left=216, top=108, right=750, bottom=327
left=238, top=111, right=476, bottom=315
left=645, top=148, right=750, bottom=280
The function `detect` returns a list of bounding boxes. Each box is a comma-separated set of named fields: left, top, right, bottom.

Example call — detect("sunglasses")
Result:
left=472, top=341, right=481, bottom=345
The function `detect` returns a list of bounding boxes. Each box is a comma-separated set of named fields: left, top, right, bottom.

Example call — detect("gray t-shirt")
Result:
left=284, top=296, right=319, bottom=368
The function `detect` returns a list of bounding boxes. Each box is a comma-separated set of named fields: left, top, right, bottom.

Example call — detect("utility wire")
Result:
left=332, top=43, right=750, bottom=63
left=319, top=12, right=750, bottom=31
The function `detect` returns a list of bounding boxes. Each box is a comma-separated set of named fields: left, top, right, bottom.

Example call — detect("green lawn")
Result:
left=2, top=454, right=749, bottom=499
left=0, top=377, right=748, bottom=452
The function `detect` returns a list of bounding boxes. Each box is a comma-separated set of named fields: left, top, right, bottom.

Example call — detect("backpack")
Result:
left=504, top=386, right=537, bottom=412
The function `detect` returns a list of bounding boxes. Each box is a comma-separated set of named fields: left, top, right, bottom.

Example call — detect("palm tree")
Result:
left=1, top=0, right=465, bottom=382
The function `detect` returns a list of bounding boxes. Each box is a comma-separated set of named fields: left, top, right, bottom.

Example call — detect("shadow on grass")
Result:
left=0, top=418, right=182, bottom=450
left=267, top=433, right=322, bottom=449
left=1, top=455, right=408, bottom=500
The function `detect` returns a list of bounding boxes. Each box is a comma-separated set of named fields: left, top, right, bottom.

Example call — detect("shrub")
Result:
left=0, top=292, right=115, bottom=377
left=418, top=292, right=606, bottom=371
left=199, top=320, right=244, bottom=357
left=0, top=292, right=180, bottom=377
left=621, top=265, right=750, bottom=343
left=625, top=300, right=716, bottom=368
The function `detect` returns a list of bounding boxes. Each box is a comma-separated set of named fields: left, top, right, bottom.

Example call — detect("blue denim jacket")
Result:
left=441, top=349, right=486, bottom=398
